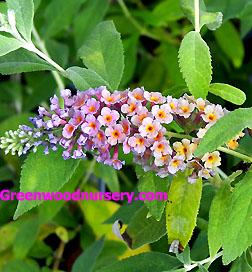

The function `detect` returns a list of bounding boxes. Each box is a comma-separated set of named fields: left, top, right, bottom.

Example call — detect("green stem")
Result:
left=184, top=251, right=223, bottom=271
left=31, top=28, right=66, bottom=106
left=194, top=0, right=200, bottom=32
left=117, top=0, right=178, bottom=44
left=216, top=167, right=228, bottom=179
left=218, top=146, right=252, bottom=163
left=117, top=0, right=146, bottom=35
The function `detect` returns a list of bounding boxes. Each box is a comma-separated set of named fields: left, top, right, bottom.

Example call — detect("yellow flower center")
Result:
left=146, top=124, right=154, bottom=133
left=157, top=110, right=166, bottom=119
left=208, top=113, right=216, bottom=121
left=181, top=106, right=189, bottom=113
left=105, top=115, right=112, bottom=122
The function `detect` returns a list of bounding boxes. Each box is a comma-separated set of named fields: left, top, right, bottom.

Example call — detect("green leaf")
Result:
left=94, top=162, right=120, bottom=192
left=180, top=0, right=223, bottom=31
left=230, top=252, right=252, bottom=272
left=178, top=31, right=212, bottom=98
left=66, top=66, right=110, bottom=90
left=72, top=237, right=104, bottom=272
left=208, top=182, right=231, bottom=257
left=152, top=0, right=184, bottom=26
left=121, top=35, right=139, bottom=86
left=78, top=21, right=124, bottom=90
left=38, top=161, right=84, bottom=223
left=205, top=0, right=250, bottom=20
left=13, top=217, right=39, bottom=259
left=222, top=169, right=252, bottom=264
left=73, top=0, right=109, bottom=48
left=7, top=0, right=34, bottom=41
left=195, top=108, right=252, bottom=157
left=214, top=21, right=244, bottom=68
left=166, top=171, right=202, bottom=247
left=158, top=43, right=185, bottom=86
left=104, top=201, right=143, bottom=224
left=43, top=0, right=87, bottom=38
left=13, top=146, right=80, bottom=220
left=29, top=241, right=52, bottom=259
left=0, top=48, right=54, bottom=75
left=240, top=3, right=252, bottom=38
left=45, top=39, right=69, bottom=68
left=209, top=83, right=246, bottom=105
left=95, top=252, right=181, bottom=272
left=3, top=259, right=40, bottom=272
left=125, top=206, right=166, bottom=249
left=0, top=34, right=23, bottom=57
left=0, top=221, right=22, bottom=253
left=136, top=166, right=169, bottom=221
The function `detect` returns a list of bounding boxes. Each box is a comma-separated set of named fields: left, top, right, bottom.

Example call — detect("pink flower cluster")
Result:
left=2, top=86, right=242, bottom=182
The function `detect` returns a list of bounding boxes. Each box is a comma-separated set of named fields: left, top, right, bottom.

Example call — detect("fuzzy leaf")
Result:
left=0, top=34, right=23, bottom=57
left=0, top=48, right=54, bottom=75
left=78, top=21, right=124, bottom=90
left=209, top=83, right=246, bottom=105
left=136, top=166, right=170, bottom=221
left=208, top=182, right=231, bottom=257
left=222, top=169, right=252, bottom=264
left=180, top=0, right=223, bottom=31
left=7, top=0, right=34, bottom=41
left=178, top=31, right=212, bottom=98
left=66, top=66, right=110, bottom=90
left=14, top=147, right=80, bottom=220
left=166, top=171, right=202, bottom=247
left=195, top=108, right=252, bottom=157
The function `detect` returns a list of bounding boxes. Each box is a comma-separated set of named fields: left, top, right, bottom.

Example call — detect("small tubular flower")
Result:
left=0, top=87, right=233, bottom=182
left=202, top=151, right=221, bottom=169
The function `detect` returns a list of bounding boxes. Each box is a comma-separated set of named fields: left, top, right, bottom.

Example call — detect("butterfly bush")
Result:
left=0, top=87, right=245, bottom=183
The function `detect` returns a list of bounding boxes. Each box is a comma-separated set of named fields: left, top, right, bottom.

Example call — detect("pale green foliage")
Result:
left=166, top=172, right=202, bottom=247
left=209, top=83, right=246, bottom=105
left=78, top=21, right=124, bottom=90
left=178, top=31, right=212, bottom=98
left=0, top=49, right=54, bottom=74
left=14, top=147, right=80, bottom=220
left=66, top=66, right=109, bottom=90
left=195, top=108, right=252, bottom=156
left=180, top=0, right=223, bottom=31
left=7, top=0, right=34, bottom=41
left=0, top=34, right=22, bottom=57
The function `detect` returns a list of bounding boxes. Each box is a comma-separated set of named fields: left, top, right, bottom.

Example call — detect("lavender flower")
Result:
left=0, top=86, right=244, bottom=182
